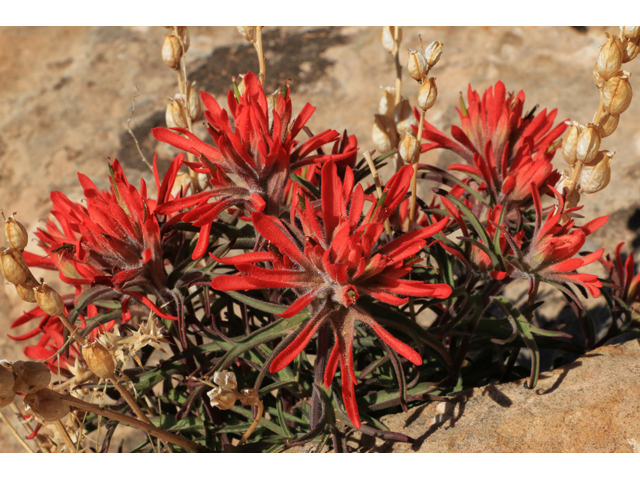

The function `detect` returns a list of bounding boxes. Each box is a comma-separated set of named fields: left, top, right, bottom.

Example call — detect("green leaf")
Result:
left=68, top=286, right=116, bottom=325
left=289, top=173, right=320, bottom=198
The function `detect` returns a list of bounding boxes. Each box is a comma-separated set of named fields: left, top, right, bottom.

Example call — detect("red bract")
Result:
left=510, top=186, right=608, bottom=297
left=601, top=243, right=640, bottom=316
left=210, top=160, right=452, bottom=428
left=152, top=72, right=357, bottom=259
left=418, top=81, right=567, bottom=204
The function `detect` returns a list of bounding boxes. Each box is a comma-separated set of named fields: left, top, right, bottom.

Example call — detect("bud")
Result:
left=175, top=26, right=190, bottom=54
left=576, top=124, right=601, bottom=164
left=596, top=33, right=623, bottom=81
left=593, top=63, right=606, bottom=89
left=562, top=122, right=581, bottom=166
left=372, top=114, right=398, bottom=153
left=186, top=81, right=202, bottom=122
left=407, top=49, right=427, bottom=81
left=165, top=95, right=189, bottom=129
left=82, top=341, right=116, bottom=379
left=597, top=113, right=619, bottom=138
left=603, top=72, right=632, bottom=115
left=580, top=151, right=613, bottom=194
left=621, top=26, right=640, bottom=39
left=424, top=41, right=443, bottom=67
left=624, top=37, right=640, bottom=63
left=393, top=98, right=417, bottom=136
left=24, top=389, right=69, bottom=422
left=11, top=361, right=51, bottom=394
left=378, top=87, right=395, bottom=119
left=381, top=26, right=401, bottom=54
left=418, top=77, right=438, bottom=110
left=162, top=34, right=182, bottom=70
left=213, top=370, right=237, bottom=391
left=3, top=213, right=28, bottom=251
left=0, top=247, right=29, bottom=285
left=237, top=26, right=255, bottom=43
left=207, top=387, right=237, bottom=410
left=16, top=278, right=39, bottom=303
left=398, top=132, right=419, bottom=164
left=34, top=282, right=65, bottom=316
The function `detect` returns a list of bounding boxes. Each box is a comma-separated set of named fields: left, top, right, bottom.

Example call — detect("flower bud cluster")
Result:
left=206, top=370, right=260, bottom=410
left=561, top=28, right=638, bottom=203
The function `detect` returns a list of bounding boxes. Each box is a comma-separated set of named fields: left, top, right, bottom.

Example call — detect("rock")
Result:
left=288, top=339, right=640, bottom=452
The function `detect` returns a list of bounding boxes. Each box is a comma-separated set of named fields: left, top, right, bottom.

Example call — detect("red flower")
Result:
left=418, top=81, right=567, bottom=204
left=210, top=160, right=452, bottom=428
left=509, top=186, right=607, bottom=297
left=153, top=72, right=357, bottom=259
left=601, top=243, right=640, bottom=317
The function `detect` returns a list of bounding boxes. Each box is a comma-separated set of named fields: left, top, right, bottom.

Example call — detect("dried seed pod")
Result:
left=603, top=73, right=633, bottom=115
left=554, top=170, right=575, bottom=193
left=207, top=387, right=237, bottom=410
left=0, top=247, right=29, bottom=285
left=398, top=132, right=419, bottom=164
left=580, top=151, right=613, bottom=194
left=576, top=123, right=601, bottom=164
left=593, top=62, right=606, bottom=89
left=3, top=213, right=28, bottom=251
left=393, top=98, right=416, bottom=136
left=381, top=26, right=401, bottom=54
left=372, top=114, right=398, bottom=153
left=162, top=34, right=182, bottom=70
left=186, top=81, right=202, bottom=122
left=596, top=33, right=623, bottom=80
left=34, top=282, right=65, bottom=317
left=11, top=361, right=51, bottom=394
left=621, top=26, right=640, bottom=39
left=82, top=341, right=116, bottom=379
left=238, top=388, right=259, bottom=405
left=418, top=77, right=438, bottom=111
left=175, top=26, right=190, bottom=54
left=562, top=122, right=582, bottom=166
left=213, top=370, right=237, bottom=391
left=165, top=95, right=189, bottom=129
left=378, top=87, right=395, bottom=119
left=24, top=389, right=69, bottom=422
left=16, top=278, right=39, bottom=303
left=424, top=41, right=443, bottom=67
left=597, top=113, right=619, bottom=138
left=0, top=362, right=14, bottom=395
left=623, top=37, right=640, bottom=63
left=237, top=26, right=255, bottom=43
left=407, top=49, right=427, bottom=82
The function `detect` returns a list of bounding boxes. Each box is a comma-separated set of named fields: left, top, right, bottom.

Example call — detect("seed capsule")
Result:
left=213, top=370, right=237, bottom=391
left=0, top=363, right=15, bottom=395
left=597, top=114, right=619, bottom=138
left=603, top=73, right=632, bottom=115
left=372, top=114, right=398, bottom=153
left=3, top=213, right=28, bottom=251
left=165, top=95, right=189, bottom=129
left=596, top=33, right=623, bottom=81
left=624, top=37, right=640, bottom=63
left=207, top=387, right=237, bottom=410
left=378, top=87, right=395, bottom=119
left=393, top=98, right=416, bottom=136
left=381, top=26, right=401, bottom=54
left=11, top=361, right=51, bottom=394
left=580, top=151, right=613, bottom=194
left=82, top=341, right=116, bottom=379
left=562, top=122, right=581, bottom=166
left=418, top=77, right=438, bottom=111
left=175, top=26, right=190, bottom=54
left=24, top=389, right=69, bottom=422
left=554, top=170, right=575, bottom=193
left=407, top=49, right=427, bottom=82
left=424, top=41, right=443, bottom=67
left=593, top=63, right=606, bottom=89
left=237, top=26, right=255, bottom=43
left=621, top=26, right=640, bottom=39
left=399, top=132, right=419, bottom=164
left=34, top=283, right=65, bottom=317
left=16, top=278, right=39, bottom=303
left=576, top=124, right=601, bottom=164
left=0, top=247, right=29, bottom=285
left=162, top=34, right=182, bottom=70
left=186, top=81, right=202, bottom=122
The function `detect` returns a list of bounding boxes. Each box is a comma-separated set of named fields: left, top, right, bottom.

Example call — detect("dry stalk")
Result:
left=364, top=150, right=391, bottom=235
left=0, top=409, right=35, bottom=453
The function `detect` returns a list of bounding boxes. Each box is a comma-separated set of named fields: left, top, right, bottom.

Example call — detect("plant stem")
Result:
left=408, top=108, right=427, bottom=231
left=364, top=150, right=391, bottom=235
left=238, top=399, right=264, bottom=446
left=49, top=390, right=207, bottom=452
left=0, top=409, right=35, bottom=453
left=254, top=27, right=266, bottom=87
left=54, top=419, right=77, bottom=453
left=110, top=377, right=151, bottom=424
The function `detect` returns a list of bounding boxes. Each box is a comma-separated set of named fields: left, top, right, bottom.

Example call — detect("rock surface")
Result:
left=1, top=26, right=639, bottom=452
left=286, top=338, right=640, bottom=453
